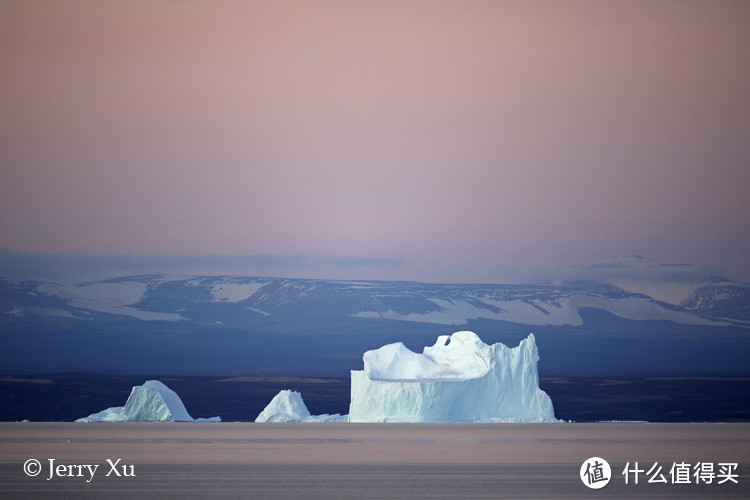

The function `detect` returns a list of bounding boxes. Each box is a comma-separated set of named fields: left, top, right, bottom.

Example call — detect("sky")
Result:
left=1, top=0, right=749, bottom=283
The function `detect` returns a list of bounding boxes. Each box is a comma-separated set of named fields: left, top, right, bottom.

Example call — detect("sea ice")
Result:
left=76, top=380, right=220, bottom=422
left=349, top=331, right=557, bottom=422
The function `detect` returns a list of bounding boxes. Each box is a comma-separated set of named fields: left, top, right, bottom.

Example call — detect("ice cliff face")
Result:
left=76, top=380, right=220, bottom=422
left=349, top=331, right=557, bottom=422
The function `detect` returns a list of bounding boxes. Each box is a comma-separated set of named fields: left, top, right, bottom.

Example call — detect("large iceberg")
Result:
left=349, top=331, right=557, bottom=422
left=76, top=380, right=220, bottom=422
left=255, top=389, right=346, bottom=422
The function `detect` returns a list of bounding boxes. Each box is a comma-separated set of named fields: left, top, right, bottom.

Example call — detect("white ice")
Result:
left=210, top=280, right=268, bottom=303
left=255, top=389, right=346, bottom=422
left=349, top=331, right=558, bottom=423
left=76, top=380, right=220, bottom=422
left=38, top=281, right=184, bottom=322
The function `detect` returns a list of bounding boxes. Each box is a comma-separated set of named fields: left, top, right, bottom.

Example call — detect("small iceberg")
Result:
left=255, top=390, right=346, bottom=422
left=76, top=380, right=220, bottom=422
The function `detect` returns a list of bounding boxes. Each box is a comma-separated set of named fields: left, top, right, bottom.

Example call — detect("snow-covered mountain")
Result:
left=0, top=276, right=719, bottom=327
left=2, top=257, right=747, bottom=377
left=551, top=256, right=738, bottom=305
left=2, top=258, right=747, bottom=327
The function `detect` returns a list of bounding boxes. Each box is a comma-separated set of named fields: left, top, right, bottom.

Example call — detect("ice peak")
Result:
left=255, top=390, right=346, bottom=422
left=255, top=390, right=311, bottom=422
left=139, top=380, right=193, bottom=422
left=364, top=330, right=494, bottom=382
left=76, top=380, right=219, bottom=422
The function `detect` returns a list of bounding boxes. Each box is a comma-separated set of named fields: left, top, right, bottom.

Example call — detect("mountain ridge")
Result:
left=2, top=258, right=747, bottom=327
left=2, top=257, right=748, bottom=377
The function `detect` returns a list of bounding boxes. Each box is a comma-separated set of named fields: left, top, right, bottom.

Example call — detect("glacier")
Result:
left=76, top=380, right=220, bottom=422
left=255, top=390, right=345, bottom=422
left=348, top=331, right=557, bottom=422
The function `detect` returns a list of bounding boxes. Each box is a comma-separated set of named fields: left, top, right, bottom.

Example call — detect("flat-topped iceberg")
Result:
left=76, top=380, right=220, bottom=422
left=349, top=331, right=557, bottom=422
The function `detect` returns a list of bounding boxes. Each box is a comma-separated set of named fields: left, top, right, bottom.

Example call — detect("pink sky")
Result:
left=1, top=0, right=749, bottom=282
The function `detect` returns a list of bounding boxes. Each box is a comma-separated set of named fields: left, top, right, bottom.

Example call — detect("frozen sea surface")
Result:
left=0, top=422, right=748, bottom=498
